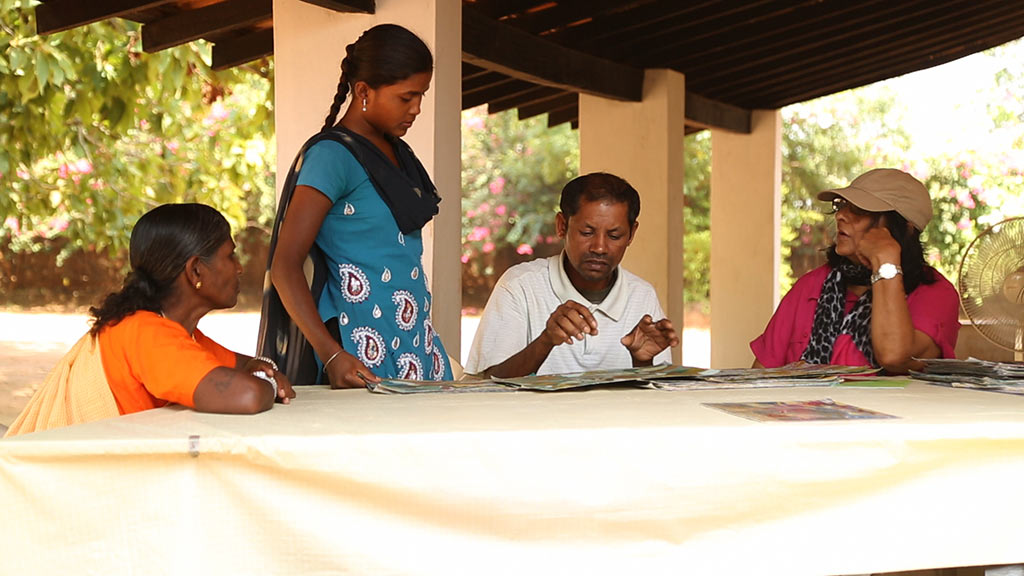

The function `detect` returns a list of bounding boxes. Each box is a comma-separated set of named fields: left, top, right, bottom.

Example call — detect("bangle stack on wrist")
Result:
left=251, top=370, right=279, bottom=398
left=253, top=356, right=279, bottom=371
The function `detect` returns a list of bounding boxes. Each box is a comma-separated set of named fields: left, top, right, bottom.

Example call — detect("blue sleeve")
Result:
left=295, top=140, right=365, bottom=203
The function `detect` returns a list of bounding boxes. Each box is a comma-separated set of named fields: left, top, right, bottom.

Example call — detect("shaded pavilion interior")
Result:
left=33, top=0, right=1024, bottom=134
left=31, top=0, right=1024, bottom=366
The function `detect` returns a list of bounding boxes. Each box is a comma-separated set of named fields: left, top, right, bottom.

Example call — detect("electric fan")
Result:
left=958, top=217, right=1024, bottom=361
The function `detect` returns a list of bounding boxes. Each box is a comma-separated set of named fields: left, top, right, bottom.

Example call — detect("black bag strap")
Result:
left=255, top=130, right=364, bottom=385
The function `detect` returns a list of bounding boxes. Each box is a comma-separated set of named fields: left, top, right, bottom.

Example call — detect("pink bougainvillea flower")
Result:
left=58, top=164, right=69, bottom=179
left=482, top=242, right=495, bottom=253
left=460, top=254, right=470, bottom=264
left=90, top=179, right=104, bottom=191
left=4, top=217, right=19, bottom=235
left=956, top=218, right=971, bottom=231
left=466, top=209, right=476, bottom=218
left=166, top=141, right=180, bottom=154
left=16, top=168, right=30, bottom=179
left=489, top=177, right=505, bottom=196
left=516, top=243, right=533, bottom=255
left=463, top=115, right=485, bottom=131
left=50, top=217, right=69, bottom=233
left=495, top=204, right=507, bottom=216
left=73, top=158, right=93, bottom=174
left=467, top=226, right=490, bottom=242
left=210, top=101, right=229, bottom=122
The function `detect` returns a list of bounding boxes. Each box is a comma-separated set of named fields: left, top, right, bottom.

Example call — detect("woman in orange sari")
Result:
left=6, top=203, right=294, bottom=436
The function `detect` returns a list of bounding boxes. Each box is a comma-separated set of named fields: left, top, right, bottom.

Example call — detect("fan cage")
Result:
left=958, top=217, right=1024, bottom=353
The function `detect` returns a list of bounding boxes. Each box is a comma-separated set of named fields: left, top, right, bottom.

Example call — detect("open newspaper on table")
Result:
left=368, top=362, right=880, bottom=394
left=911, top=357, right=1024, bottom=394
left=644, top=362, right=880, bottom=390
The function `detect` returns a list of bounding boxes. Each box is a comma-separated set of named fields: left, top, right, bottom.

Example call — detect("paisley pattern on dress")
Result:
left=350, top=326, right=385, bottom=368
left=338, top=264, right=370, bottom=303
left=397, top=352, right=423, bottom=380
left=423, top=317, right=436, bottom=355
left=393, top=290, right=418, bottom=331
left=430, top=347, right=446, bottom=381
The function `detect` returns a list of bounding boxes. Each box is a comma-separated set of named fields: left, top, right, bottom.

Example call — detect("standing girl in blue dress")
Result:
left=270, top=24, right=452, bottom=387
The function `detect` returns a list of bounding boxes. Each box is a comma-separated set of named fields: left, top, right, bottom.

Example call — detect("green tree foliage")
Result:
left=0, top=0, right=275, bottom=265
left=779, top=88, right=911, bottom=290
left=461, top=106, right=578, bottom=308
left=682, top=131, right=710, bottom=312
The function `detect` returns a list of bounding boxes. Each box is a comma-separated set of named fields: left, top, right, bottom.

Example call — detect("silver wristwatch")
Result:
left=870, top=262, right=902, bottom=284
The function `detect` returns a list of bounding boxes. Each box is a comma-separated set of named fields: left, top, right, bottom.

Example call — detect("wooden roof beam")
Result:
left=35, top=0, right=175, bottom=35
left=142, top=0, right=273, bottom=53
left=462, top=6, right=642, bottom=103
left=684, top=93, right=750, bottom=134
left=517, top=92, right=577, bottom=121
left=546, top=104, right=578, bottom=128
left=488, top=86, right=563, bottom=114
left=211, top=28, right=274, bottom=71
left=299, top=0, right=374, bottom=13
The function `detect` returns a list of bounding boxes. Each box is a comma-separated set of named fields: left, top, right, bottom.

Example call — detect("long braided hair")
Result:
left=90, top=204, right=231, bottom=335
left=321, top=24, right=434, bottom=131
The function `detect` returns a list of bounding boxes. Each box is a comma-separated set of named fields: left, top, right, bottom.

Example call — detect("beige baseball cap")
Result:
left=817, top=168, right=933, bottom=231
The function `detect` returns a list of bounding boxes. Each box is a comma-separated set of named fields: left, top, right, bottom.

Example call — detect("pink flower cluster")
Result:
left=466, top=226, right=490, bottom=242
left=57, top=158, right=93, bottom=179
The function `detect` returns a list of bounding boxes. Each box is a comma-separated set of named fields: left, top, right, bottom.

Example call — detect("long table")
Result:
left=3, top=382, right=1024, bottom=575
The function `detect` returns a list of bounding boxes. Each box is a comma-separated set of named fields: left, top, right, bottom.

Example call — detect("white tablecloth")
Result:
left=3, top=382, right=1024, bottom=575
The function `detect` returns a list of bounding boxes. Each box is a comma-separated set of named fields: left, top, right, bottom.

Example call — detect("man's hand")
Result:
left=621, top=315, right=679, bottom=366
left=543, top=300, right=599, bottom=347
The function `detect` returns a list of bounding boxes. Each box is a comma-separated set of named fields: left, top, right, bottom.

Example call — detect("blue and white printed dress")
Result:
left=296, top=140, right=452, bottom=381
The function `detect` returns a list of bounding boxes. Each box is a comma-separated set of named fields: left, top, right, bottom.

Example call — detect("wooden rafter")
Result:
left=684, top=93, right=750, bottom=135
left=211, top=28, right=274, bottom=71
left=517, top=92, right=576, bottom=121
left=35, top=0, right=175, bottom=35
left=298, top=0, right=375, bottom=13
left=142, top=0, right=273, bottom=53
left=462, top=6, right=643, bottom=103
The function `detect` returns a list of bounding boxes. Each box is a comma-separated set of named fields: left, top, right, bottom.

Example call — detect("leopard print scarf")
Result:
left=800, top=261, right=877, bottom=367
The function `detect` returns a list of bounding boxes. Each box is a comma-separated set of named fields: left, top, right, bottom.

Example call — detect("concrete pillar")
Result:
left=579, top=69, right=686, bottom=364
left=273, top=0, right=463, bottom=357
left=710, top=109, right=781, bottom=368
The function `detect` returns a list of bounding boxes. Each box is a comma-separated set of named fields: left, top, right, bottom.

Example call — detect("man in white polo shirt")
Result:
left=465, top=173, right=678, bottom=377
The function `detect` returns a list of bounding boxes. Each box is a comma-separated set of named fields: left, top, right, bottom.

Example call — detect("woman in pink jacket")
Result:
left=751, top=168, right=960, bottom=374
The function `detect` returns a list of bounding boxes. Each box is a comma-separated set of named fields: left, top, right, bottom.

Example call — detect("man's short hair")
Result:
left=559, top=172, right=640, bottom=227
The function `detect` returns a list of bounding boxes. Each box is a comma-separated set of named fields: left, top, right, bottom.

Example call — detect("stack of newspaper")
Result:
left=367, top=362, right=880, bottom=394
left=911, top=357, right=1024, bottom=393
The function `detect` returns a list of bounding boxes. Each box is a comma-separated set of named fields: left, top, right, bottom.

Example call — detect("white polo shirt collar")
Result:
left=548, top=251, right=628, bottom=322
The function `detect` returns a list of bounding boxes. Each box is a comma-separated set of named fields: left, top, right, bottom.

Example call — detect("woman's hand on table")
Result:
left=325, top=350, right=381, bottom=389
left=243, top=357, right=296, bottom=404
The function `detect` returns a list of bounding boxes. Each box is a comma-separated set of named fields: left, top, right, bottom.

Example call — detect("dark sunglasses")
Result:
left=828, top=197, right=870, bottom=216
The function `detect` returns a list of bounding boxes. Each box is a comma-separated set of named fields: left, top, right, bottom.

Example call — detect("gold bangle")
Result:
left=323, top=349, right=343, bottom=373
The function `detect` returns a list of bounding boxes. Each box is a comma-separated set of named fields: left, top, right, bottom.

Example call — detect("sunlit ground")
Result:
left=0, top=310, right=712, bottom=427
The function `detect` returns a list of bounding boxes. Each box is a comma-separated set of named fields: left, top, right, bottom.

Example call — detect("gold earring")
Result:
left=362, top=98, right=367, bottom=112
left=195, top=281, right=202, bottom=290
